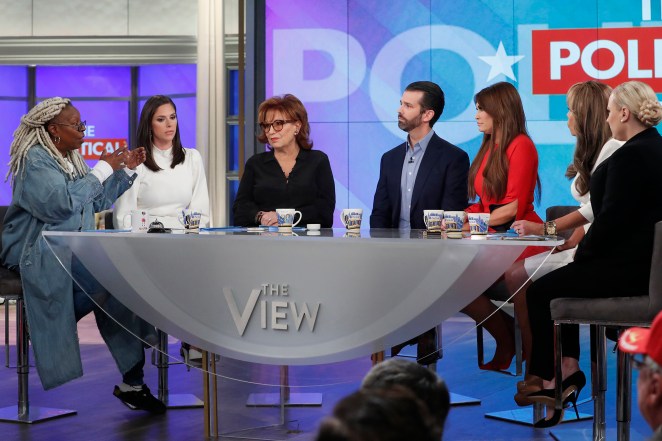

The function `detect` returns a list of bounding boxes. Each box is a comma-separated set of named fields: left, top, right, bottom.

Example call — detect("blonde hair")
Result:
left=611, top=81, right=662, bottom=127
left=6, top=97, right=88, bottom=183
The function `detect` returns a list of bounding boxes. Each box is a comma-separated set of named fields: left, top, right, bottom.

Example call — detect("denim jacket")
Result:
left=1, top=145, right=136, bottom=390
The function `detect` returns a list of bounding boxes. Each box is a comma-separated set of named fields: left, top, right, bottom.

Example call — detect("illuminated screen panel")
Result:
left=0, top=66, right=27, bottom=96
left=0, top=100, right=29, bottom=205
left=139, top=64, right=196, bottom=97
left=265, top=0, right=662, bottom=224
left=0, top=66, right=28, bottom=204
left=74, top=100, right=130, bottom=167
left=266, top=0, right=349, bottom=122
left=36, top=66, right=131, bottom=98
left=228, top=69, right=239, bottom=117
left=228, top=124, right=239, bottom=172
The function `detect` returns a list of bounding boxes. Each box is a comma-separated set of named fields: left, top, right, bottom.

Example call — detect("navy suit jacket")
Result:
left=370, top=132, right=469, bottom=229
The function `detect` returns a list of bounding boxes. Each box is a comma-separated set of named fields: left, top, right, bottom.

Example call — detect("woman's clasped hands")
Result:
left=259, top=211, right=279, bottom=226
left=100, top=146, right=147, bottom=171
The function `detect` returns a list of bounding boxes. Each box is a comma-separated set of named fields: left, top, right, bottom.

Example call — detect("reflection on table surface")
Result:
left=43, top=229, right=562, bottom=366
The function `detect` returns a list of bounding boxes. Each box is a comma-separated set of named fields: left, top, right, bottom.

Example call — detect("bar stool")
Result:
left=152, top=329, right=203, bottom=408
left=484, top=206, right=588, bottom=426
left=0, top=267, right=77, bottom=423
left=4, top=293, right=18, bottom=367
left=0, top=205, right=77, bottom=423
left=549, top=220, right=662, bottom=441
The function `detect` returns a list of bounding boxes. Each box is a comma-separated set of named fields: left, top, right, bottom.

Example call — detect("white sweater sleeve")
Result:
left=188, top=149, right=212, bottom=227
left=113, top=165, right=143, bottom=229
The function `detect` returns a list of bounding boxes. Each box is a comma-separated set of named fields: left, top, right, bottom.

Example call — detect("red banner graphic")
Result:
left=532, top=27, right=662, bottom=94
left=80, top=138, right=127, bottom=160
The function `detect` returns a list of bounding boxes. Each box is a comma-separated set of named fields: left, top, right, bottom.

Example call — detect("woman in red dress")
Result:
left=461, top=82, right=545, bottom=371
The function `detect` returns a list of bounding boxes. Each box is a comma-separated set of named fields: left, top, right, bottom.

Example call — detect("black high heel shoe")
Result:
left=528, top=370, right=586, bottom=428
left=534, top=407, right=566, bottom=428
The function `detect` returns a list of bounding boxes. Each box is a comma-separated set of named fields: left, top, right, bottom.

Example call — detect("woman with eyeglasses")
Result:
left=233, top=94, right=336, bottom=227
left=1, top=98, right=166, bottom=413
left=114, top=95, right=210, bottom=230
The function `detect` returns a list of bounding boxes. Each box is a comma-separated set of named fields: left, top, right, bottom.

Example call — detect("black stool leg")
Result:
left=549, top=323, right=593, bottom=439
left=155, top=330, right=203, bottom=409
left=593, top=325, right=607, bottom=440
left=616, top=348, right=631, bottom=441
left=0, top=297, right=76, bottom=423
left=4, top=300, right=9, bottom=368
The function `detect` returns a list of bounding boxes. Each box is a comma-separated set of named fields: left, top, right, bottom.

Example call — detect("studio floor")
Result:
left=0, top=303, right=653, bottom=441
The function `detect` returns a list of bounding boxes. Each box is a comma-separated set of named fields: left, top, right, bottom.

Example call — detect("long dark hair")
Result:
left=468, top=82, right=541, bottom=202
left=565, top=81, right=612, bottom=196
left=137, top=95, right=185, bottom=172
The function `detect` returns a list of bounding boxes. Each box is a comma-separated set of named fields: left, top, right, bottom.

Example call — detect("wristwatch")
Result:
left=544, top=220, right=557, bottom=236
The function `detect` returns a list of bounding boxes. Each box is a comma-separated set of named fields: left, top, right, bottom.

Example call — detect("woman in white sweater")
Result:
left=114, top=95, right=211, bottom=366
left=114, top=95, right=210, bottom=230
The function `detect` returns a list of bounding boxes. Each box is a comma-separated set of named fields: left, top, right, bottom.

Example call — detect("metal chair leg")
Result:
left=4, top=300, right=9, bottom=368
left=550, top=321, right=604, bottom=441
left=477, top=323, right=485, bottom=366
left=155, top=330, right=203, bottom=409
left=616, top=348, right=632, bottom=441
left=593, top=325, right=607, bottom=440
left=0, top=297, right=76, bottom=423
left=514, top=312, right=523, bottom=376
left=554, top=322, right=564, bottom=416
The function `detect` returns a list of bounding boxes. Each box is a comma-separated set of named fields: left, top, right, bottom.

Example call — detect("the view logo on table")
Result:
left=223, top=283, right=320, bottom=336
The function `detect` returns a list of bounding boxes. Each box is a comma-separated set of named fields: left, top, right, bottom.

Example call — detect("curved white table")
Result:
left=44, top=228, right=562, bottom=436
left=43, top=229, right=561, bottom=365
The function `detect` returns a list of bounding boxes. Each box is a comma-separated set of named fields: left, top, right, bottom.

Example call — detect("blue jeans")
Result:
left=72, top=257, right=146, bottom=386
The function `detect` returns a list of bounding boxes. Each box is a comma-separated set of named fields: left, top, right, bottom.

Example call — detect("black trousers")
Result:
left=526, top=256, right=650, bottom=381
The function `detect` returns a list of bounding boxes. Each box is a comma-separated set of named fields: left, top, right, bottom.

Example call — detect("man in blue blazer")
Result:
left=370, top=81, right=469, bottom=364
left=370, top=81, right=469, bottom=229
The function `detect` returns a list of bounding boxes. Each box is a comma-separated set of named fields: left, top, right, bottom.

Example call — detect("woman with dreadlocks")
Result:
left=0, top=97, right=166, bottom=414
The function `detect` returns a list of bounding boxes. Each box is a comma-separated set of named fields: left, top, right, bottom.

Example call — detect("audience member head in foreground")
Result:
left=361, top=358, right=450, bottom=439
left=619, top=310, right=662, bottom=439
left=315, top=385, right=437, bottom=441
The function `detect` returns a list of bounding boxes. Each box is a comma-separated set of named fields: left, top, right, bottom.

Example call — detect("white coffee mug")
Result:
left=443, top=210, right=466, bottom=232
left=467, top=213, right=490, bottom=235
left=123, top=210, right=150, bottom=232
left=179, top=209, right=202, bottom=230
left=276, top=208, right=302, bottom=230
left=340, top=208, right=363, bottom=230
left=423, top=209, right=444, bottom=232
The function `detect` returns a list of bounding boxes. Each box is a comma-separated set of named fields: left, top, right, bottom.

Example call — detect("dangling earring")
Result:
left=54, top=136, right=61, bottom=144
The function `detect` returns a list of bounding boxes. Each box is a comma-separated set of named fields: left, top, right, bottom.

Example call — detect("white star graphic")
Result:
left=478, top=42, right=525, bottom=82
